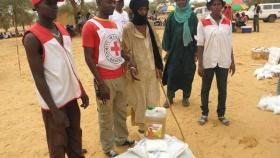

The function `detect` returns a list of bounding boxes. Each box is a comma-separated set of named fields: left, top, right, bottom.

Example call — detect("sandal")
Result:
left=198, top=115, right=208, bottom=125
left=218, top=117, right=230, bottom=126
left=163, top=98, right=173, bottom=108
left=116, top=139, right=135, bottom=147
left=105, top=150, right=118, bottom=158
left=182, top=98, right=190, bottom=107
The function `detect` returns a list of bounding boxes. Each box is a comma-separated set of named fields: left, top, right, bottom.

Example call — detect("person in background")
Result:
left=162, top=0, right=198, bottom=108
left=223, top=5, right=232, bottom=21
left=196, top=0, right=235, bottom=126
left=23, top=0, right=89, bottom=157
left=253, top=3, right=261, bottom=32
left=109, top=0, right=129, bottom=40
left=240, top=12, right=248, bottom=26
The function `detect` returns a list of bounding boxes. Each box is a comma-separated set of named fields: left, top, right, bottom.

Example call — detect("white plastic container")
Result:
left=144, top=106, right=167, bottom=139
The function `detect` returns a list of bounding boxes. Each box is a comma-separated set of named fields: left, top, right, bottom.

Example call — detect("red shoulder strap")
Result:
left=23, top=23, right=53, bottom=45
left=23, top=22, right=69, bottom=45
left=54, top=22, right=69, bottom=36
left=201, top=18, right=212, bottom=27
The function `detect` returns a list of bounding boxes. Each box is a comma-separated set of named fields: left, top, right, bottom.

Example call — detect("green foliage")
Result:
left=0, top=0, right=33, bottom=34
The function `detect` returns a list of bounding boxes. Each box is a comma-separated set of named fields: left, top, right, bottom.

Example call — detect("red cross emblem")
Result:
left=111, top=41, right=120, bottom=56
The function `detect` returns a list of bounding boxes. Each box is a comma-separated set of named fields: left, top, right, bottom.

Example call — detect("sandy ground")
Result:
left=0, top=20, right=280, bottom=158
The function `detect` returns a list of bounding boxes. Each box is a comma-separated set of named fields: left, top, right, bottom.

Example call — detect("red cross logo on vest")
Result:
left=111, top=41, right=120, bottom=56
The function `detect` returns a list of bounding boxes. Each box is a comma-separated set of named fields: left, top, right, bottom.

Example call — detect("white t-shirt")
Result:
left=109, top=10, right=129, bottom=38
left=197, top=15, right=232, bottom=69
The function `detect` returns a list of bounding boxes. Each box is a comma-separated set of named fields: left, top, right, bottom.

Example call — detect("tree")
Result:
left=61, top=0, right=97, bottom=25
left=67, top=0, right=86, bottom=25
left=18, top=10, right=35, bottom=31
left=0, top=0, right=32, bottom=35
left=0, top=2, right=12, bottom=32
left=0, top=13, right=12, bottom=32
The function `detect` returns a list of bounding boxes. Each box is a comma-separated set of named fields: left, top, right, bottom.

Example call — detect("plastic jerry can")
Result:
left=144, top=106, right=167, bottom=139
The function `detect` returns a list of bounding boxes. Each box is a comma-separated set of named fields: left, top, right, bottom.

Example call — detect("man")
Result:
left=196, top=0, right=235, bottom=126
left=122, top=0, right=163, bottom=136
left=162, top=0, right=198, bottom=107
left=253, top=3, right=261, bottom=32
left=23, top=0, right=89, bottom=158
left=109, top=0, right=129, bottom=40
left=82, top=0, right=134, bottom=157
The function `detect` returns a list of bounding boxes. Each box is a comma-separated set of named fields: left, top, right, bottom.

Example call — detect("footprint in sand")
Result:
left=239, top=136, right=258, bottom=149
left=236, top=62, right=244, bottom=66
left=267, top=136, right=280, bottom=144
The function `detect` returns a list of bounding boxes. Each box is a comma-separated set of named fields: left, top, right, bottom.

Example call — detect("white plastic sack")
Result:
left=257, top=95, right=280, bottom=115
left=268, top=47, right=280, bottom=65
left=119, top=135, right=196, bottom=158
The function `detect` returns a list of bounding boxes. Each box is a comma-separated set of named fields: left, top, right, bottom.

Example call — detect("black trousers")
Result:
left=200, top=66, right=229, bottom=117
left=253, top=15, right=259, bottom=32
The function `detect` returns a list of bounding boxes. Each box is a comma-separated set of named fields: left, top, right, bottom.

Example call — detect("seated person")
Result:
left=240, top=12, right=248, bottom=25
left=235, top=13, right=245, bottom=27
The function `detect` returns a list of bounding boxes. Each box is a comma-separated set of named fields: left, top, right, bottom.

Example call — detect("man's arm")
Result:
left=229, top=49, right=236, bottom=76
left=196, top=20, right=205, bottom=77
left=83, top=47, right=110, bottom=99
left=197, top=46, right=204, bottom=77
left=23, top=33, right=68, bottom=126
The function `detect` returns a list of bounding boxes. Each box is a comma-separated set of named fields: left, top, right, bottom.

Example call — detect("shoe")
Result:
left=218, top=116, right=230, bottom=126
left=138, top=129, right=144, bottom=134
left=137, top=129, right=145, bottom=139
left=198, top=115, right=208, bottom=126
left=182, top=98, right=190, bottom=107
left=116, top=139, right=135, bottom=147
left=105, top=150, right=118, bottom=158
left=163, top=98, right=173, bottom=108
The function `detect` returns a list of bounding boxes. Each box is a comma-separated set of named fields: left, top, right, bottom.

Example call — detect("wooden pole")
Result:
left=160, top=82, right=186, bottom=142
left=16, top=37, right=21, bottom=76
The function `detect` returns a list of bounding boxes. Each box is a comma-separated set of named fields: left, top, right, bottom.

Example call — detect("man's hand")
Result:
left=130, top=67, right=140, bottom=81
left=99, top=82, right=110, bottom=100
left=194, top=52, right=198, bottom=62
left=198, top=65, right=204, bottom=77
left=80, top=91, right=89, bottom=109
left=156, top=69, right=163, bottom=79
left=164, top=54, right=169, bottom=62
left=52, top=110, right=69, bottom=127
left=229, top=62, right=236, bottom=76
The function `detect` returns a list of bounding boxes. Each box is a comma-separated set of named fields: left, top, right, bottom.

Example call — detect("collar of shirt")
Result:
left=205, top=14, right=226, bottom=26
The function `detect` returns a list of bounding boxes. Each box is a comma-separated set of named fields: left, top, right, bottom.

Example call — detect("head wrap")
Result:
left=129, top=0, right=149, bottom=13
left=174, top=1, right=193, bottom=46
left=129, top=0, right=149, bottom=25
left=129, top=0, right=163, bottom=71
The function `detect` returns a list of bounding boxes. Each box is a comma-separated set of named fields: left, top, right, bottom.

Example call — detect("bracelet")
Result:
left=129, top=67, right=136, bottom=71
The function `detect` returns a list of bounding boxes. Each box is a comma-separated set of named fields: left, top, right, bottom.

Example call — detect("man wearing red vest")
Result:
left=23, top=0, right=89, bottom=157
left=82, top=0, right=135, bottom=157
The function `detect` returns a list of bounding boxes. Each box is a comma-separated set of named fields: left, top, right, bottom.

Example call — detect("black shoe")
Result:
left=182, top=98, right=190, bottom=107
left=105, top=150, right=118, bottom=158
left=116, top=139, right=135, bottom=147
left=138, top=129, right=144, bottom=134
left=163, top=98, right=173, bottom=108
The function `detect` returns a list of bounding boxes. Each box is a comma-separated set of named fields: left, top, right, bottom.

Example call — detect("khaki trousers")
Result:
left=96, top=76, right=128, bottom=152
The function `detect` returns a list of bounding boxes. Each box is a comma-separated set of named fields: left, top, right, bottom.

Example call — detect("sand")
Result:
left=0, top=20, right=280, bottom=158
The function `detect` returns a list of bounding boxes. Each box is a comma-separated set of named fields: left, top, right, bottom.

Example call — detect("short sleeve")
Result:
left=122, top=24, right=131, bottom=52
left=196, top=21, right=205, bottom=46
left=82, top=22, right=96, bottom=48
left=229, top=22, right=233, bottom=48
